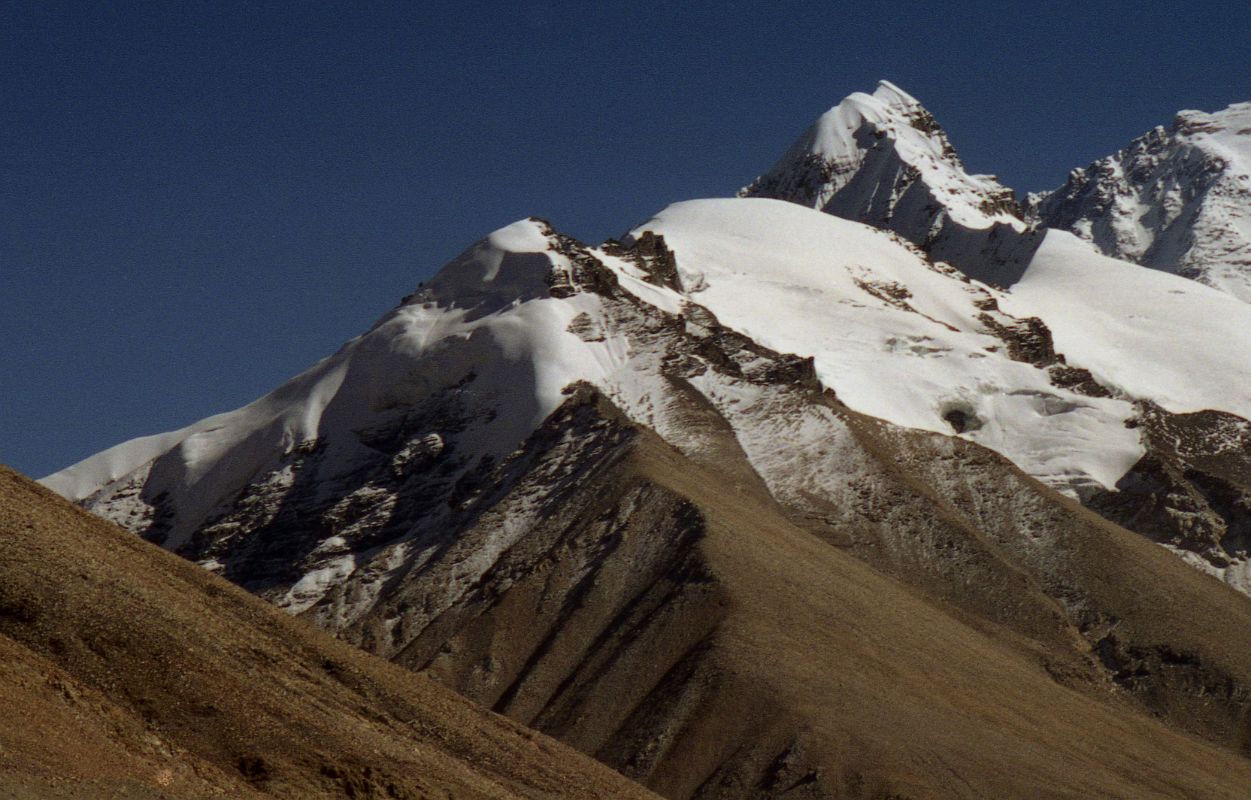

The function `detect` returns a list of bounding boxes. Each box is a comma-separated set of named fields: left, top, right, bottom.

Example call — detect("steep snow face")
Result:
left=1000, top=230, right=1251, bottom=421
left=634, top=198, right=1142, bottom=498
left=1029, top=102, right=1251, bottom=303
left=741, top=81, right=1028, bottom=271
left=42, top=219, right=638, bottom=550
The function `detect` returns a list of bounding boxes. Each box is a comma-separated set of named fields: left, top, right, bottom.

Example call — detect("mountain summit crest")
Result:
left=739, top=80, right=1030, bottom=282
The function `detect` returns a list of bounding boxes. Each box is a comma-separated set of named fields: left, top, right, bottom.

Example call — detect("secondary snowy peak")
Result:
left=1029, top=100, right=1251, bottom=302
left=422, top=218, right=569, bottom=307
left=741, top=80, right=1027, bottom=266
left=43, top=219, right=630, bottom=551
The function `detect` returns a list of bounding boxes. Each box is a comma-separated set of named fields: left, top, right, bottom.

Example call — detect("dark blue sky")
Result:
left=4, top=1, right=1249, bottom=478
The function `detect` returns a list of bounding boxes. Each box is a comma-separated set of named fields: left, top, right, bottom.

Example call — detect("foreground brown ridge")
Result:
left=0, top=466, right=660, bottom=799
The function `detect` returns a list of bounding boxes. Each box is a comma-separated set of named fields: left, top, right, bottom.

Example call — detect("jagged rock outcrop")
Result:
left=1028, top=101, right=1251, bottom=302
left=1089, top=403, right=1251, bottom=593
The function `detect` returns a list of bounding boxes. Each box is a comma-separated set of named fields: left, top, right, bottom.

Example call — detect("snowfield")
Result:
left=1001, top=229, right=1251, bottom=420
left=633, top=198, right=1143, bottom=496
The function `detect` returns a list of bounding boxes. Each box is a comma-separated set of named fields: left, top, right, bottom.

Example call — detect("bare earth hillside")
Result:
left=0, top=466, right=660, bottom=800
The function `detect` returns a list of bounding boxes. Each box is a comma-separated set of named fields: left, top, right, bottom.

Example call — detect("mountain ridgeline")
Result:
left=36, top=82, right=1251, bottom=799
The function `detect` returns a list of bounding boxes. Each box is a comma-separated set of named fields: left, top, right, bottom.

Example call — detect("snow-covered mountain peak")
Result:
left=28, top=91, right=1251, bottom=771
left=868, top=78, right=921, bottom=110
left=741, top=80, right=1025, bottom=237
left=41, top=176, right=1251, bottom=624
left=1029, top=99, right=1251, bottom=302
left=416, top=218, right=572, bottom=312
left=41, top=218, right=637, bottom=552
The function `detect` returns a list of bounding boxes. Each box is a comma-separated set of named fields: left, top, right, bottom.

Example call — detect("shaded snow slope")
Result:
left=1029, top=101, right=1251, bottom=303
left=44, top=219, right=637, bottom=550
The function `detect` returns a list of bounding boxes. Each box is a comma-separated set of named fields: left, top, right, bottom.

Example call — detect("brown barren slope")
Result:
left=0, top=466, right=659, bottom=799
left=335, top=391, right=1251, bottom=798
left=635, top=438, right=1251, bottom=798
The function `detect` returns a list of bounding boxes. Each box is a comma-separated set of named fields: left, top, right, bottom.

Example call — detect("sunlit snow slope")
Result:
left=1000, top=230, right=1251, bottom=418
left=633, top=198, right=1142, bottom=497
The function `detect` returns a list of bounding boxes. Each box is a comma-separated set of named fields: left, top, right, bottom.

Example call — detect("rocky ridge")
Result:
left=1027, top=101, right=1251, bottom=302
